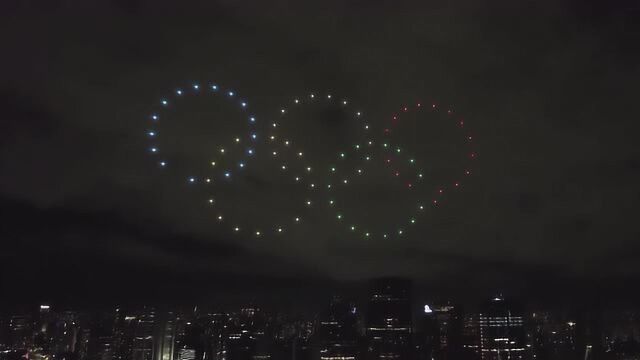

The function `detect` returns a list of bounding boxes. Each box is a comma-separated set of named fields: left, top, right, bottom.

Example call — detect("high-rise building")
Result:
left=317, top=296, right=359, bottom=360
left=154, top=312, right=176, bottom=360
left=478, top=296, right=527, bottom=360
left=366, top=278, right=412, bottom=359
left=415, top=305, right=439, bottom=360
left=132, top=309, right=156, bottom=360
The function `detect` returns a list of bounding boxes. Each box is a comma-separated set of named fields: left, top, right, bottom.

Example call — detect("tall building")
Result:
left=132, top=309, right=156, bottom=360
left=366, top=278, right=412, bottom=359
left=415, top=305, right=439, bottom=360
left=478, top=296, right=526, bottom=360
left=317, top=296, right=359, bottom=360
left=154, top=312, right=176, bottom=360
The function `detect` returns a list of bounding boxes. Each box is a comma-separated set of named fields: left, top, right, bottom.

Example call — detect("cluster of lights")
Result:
left=325, top=140, right=429, bottom=239
left=146, top=84, right=476, bottom=239
left=147, top=82, right=260, bottom=171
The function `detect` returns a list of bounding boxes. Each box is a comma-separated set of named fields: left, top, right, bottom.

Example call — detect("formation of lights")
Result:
left=146, top=83, right=476, bottom=239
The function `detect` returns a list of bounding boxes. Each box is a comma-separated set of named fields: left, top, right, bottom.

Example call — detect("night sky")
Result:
left=1, top=0, right=639, bottom=306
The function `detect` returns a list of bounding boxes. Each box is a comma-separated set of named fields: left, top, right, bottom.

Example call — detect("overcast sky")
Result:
left=1, top=0, right=639, bottom=305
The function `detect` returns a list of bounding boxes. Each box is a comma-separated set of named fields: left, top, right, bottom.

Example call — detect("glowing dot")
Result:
left=409, top=159, right=415, bottom=163
left=398, top=229, right=403, bottom=235
left=193, top=84, right=199, bottom=90
left=383, top=234, right=388, bottom=238
left=310, top=183, right=315, bottom=188
left=342, top=100, right=347, bottom=105
left=357, top=112, right=361, bottom=116
left=208, top=199, right=214, bottom=204
left=365, top=233, right=370, bottom=237
left=295, top=177, right=300, bottom=181
left=206, top=178, right=211, bottom=183
left=327, top=94, right=332, bottom=99
left=251, top=133, right=257, bottom=139
left=189, top=177, right=195, bottom=183
left=310, top=93, right=315, bottom=98
left=217, top=215, right=223, bottom=221
left=235, top=137, right=240, bottom=143
left=407, top=183, right=413, bottom=188
left=294, top=99, right=299, bottom=104
left=151, top=115, right=158, bottom=120
left=459, top=120, right=464, bottom=127
left=272, top=151, right=278, bottom=156
left=250, top=117, right=256, bottom=122
left=368, top=141, right=373, bottom=145
left=306, top=167, right=312, bottom=172
left=350, top=226, right=356, bottom=231
left=455, top=182, right=460, bottom=187
left=224, top=172, right=231, bottom=178
left=432, top=104, right=436, bottom=108
left=270, top=135, right=275, bottom=140
left=211, top=161, right=217, bottom=166
left=396, top=148, right=401, bottom=153
left=337, top=214, right=342, bottom=219
left=439, top=189, right=443, bottom=194
left=331, top=167, right=336, bottom=172
left=433, top=200, right=438, bottom=205
left=410, top=218, right=415, bottom=224
left=176, top=90, right=182, bottom=95
left=419, top=205, right=424, bottom=210
left=220, top=148, right=225, bottom=153
left=239, top=163, right=245, bottom=168
left=285, top=140, right=290, bottom=146
left=343, top=179, right=348, bottom=184
left=306, top=200, right=312, bottom=206
left=355, top=145, right=360, bottom=149
left=417, top=103, right=421, bottom=107
left=161, top=100, right=168, bottom=106
left=383, top=143, right=388, bottom=148
left=150, top=147, right=158, bottom=153
left=357, top=169, right=362, bottom=174
left=395, top=172, right=400, bottom=177
left=228, top=91, right=234, bottom=96
left=247, top=149, right=254, bottom=155
left=418, top=173, right=423, bottom=178
left=465, top=170, right=471, bottom=175
left=327, top=184, right=332, bottom=189
left=255, top=231, right=261, bottom=236
left=159, top=161, right=166, bottom=167
left=280, top=109, right=286, bottom=114
left=329, top=200, right=334, bottom=205
left=281, top=165, right=287, bottom=170
left=340, top=153, right=345, bottom=158
left=234, top=227, right=240, bottom=232
left=241, top=102, right=247, bottom=107
left=294, top=217, right=300, bottom=222
left=148, top=131, right=156, bottom=137
left=277, top=227, right=283, bottom=233
left=403, top=107, right=408, bottom=112
left=364, top=124, right=369, bottom=130
left=211, top=85, right=218, bottom=90
left=298, top=152, right=303, bottom=157
left=272, top=123, right=277, bottom=128
left=468, top=136, right=473, bottom=141
left=366, top=156, right=370, bottom=161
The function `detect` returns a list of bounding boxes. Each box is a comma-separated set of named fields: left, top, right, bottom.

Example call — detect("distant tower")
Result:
left=478, top=296, right=527, bottom=360
left=132, top=309, right=156, bottom=360
left=317, top=296, right=359, bottom=360
left=366, top=277, right=413, bottom=359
